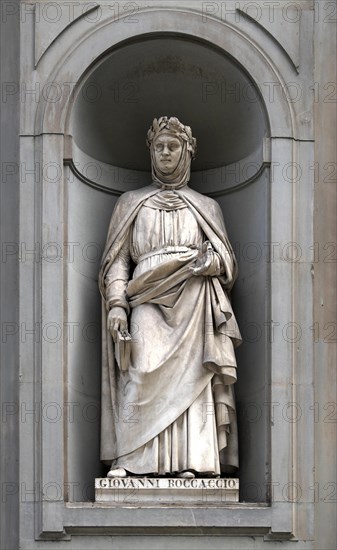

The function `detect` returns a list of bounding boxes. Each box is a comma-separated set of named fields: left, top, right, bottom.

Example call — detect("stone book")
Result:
left=115, top=330, right=132, bottom=371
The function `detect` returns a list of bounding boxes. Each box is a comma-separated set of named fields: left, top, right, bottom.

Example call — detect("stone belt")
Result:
left=137, top=245, right=199, bottom=264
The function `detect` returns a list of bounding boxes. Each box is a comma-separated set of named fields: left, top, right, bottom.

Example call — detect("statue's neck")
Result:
left=152, top=180, right=189, bottom=191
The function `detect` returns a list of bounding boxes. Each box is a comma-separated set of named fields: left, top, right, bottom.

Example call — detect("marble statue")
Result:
left=99, top=116, right=241, bottom=478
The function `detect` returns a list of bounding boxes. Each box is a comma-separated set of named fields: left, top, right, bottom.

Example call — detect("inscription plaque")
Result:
left=95, top=477, right=239, bottom=505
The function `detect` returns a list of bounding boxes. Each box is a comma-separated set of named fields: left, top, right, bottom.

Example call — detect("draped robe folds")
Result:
left=99, top=183, right=242, bottom=474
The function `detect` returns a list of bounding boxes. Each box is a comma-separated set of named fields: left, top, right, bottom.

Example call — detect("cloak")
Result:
left=99, top=183, right=241, bottom=468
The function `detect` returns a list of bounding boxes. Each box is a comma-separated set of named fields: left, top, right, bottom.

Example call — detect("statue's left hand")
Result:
left=108, top=307, right=128, bottom=343
left=190, top=241, right=221, bottom=276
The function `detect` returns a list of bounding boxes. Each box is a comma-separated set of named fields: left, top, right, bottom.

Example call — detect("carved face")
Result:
left=153, top=134, right=183, bottom=174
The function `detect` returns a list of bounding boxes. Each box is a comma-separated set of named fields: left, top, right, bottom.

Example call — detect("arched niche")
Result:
left=65, top=33, right=270, bottom=502
left=69, top=35, right=267, bottom=173
left=28, top=6, right=312, bottom=539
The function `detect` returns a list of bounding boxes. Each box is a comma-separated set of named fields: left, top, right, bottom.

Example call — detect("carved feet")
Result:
left=107, top=467, right=127, bottom=478
left=176, top=470, right=195, bottom=478
left=107, top=468, right=219, bottom=478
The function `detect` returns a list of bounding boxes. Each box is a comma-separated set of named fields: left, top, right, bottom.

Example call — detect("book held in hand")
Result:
left=115, top=330, right=132, bottom=371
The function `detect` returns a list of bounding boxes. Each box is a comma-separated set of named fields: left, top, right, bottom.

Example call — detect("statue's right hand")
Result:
left=108, top=307, right=128, bottom=343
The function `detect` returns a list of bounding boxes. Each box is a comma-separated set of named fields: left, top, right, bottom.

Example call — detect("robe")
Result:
left=99, top=183, right=241, bottom=475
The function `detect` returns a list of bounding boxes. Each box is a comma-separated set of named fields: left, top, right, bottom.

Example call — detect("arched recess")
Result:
left=64, top=32, right=271, bottom=502
left=34, top=8, right=298, bottom=513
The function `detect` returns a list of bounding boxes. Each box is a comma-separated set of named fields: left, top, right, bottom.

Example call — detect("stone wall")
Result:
left=0, top=2, right=336, bottom=548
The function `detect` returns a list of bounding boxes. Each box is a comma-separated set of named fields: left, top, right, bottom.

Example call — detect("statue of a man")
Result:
left=99, top=116, right=241, bottom=478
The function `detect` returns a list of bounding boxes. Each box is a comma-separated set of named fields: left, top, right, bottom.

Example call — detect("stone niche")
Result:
left=66, top=35, right=269, bottom=503
left=25, top=4, right=315, bottom=541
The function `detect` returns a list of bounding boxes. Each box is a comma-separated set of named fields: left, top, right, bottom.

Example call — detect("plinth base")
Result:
left=95, top=477, right=239, bottom=506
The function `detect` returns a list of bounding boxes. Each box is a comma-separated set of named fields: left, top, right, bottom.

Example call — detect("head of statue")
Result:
left=146, top=116, right=197, bottom=188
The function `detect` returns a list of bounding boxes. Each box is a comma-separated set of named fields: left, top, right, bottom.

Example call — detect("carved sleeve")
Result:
left=104, top=233, right=131, bottom=313
left=211, top=250, right=225, bottom=276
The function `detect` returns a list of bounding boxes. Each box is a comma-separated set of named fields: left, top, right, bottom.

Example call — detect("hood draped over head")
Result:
left=147, top=116, right=197, bottom=189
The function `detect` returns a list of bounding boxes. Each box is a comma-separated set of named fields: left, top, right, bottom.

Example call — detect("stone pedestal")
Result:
left=95, top=477, right=239, bottom=506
